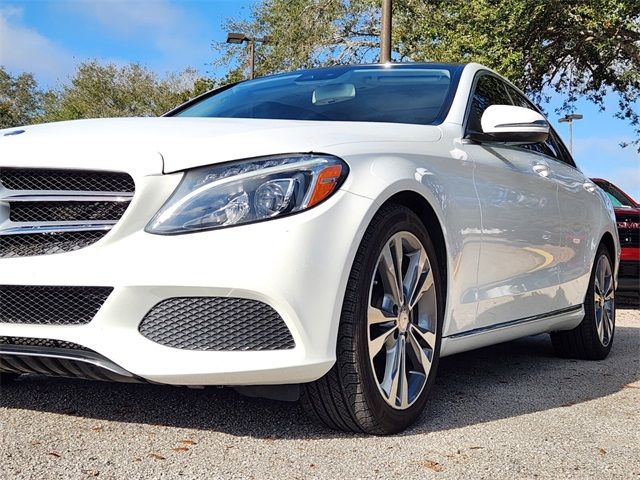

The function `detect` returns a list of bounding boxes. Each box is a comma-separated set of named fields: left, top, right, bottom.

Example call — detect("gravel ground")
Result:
left=1, top=298, right=639, bottom=480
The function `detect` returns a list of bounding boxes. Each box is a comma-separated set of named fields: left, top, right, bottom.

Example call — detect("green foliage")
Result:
left=0, top=61, right=217, bottom=129
left=0, top=67, right=43, bottom=129
left=41, top=61, right=214, bottom=122
left=216, top=0, right=640, bottom=145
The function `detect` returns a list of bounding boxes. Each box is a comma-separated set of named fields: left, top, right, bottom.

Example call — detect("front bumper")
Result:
left=0, top=174, right=374, bottom=385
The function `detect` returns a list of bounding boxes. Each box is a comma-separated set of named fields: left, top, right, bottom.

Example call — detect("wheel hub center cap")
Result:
left=398, top=308, right=410, bottom=332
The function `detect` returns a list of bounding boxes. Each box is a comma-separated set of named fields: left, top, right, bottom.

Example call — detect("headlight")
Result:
left=146, top=154, right=349, bottom=234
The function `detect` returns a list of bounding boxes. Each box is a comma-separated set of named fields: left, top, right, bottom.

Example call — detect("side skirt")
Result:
left=440, top=305, right=584, bottom=357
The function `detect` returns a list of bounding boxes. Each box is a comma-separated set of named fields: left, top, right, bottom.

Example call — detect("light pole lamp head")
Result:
left=559, top=113, right=583, bottom=123
left=226, top=32, right=248, bottom=44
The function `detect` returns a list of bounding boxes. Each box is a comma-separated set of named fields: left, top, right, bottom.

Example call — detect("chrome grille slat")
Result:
left=0, top=168, right=134, bottom=258
left=0, top=222, right=116, bottom=236
left=4, top=192, right=133, bottom=202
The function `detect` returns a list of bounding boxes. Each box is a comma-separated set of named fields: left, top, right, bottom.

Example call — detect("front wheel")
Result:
left=550, top=245, right=615, bottom=360
left=301, top=204, right=443, bottom=434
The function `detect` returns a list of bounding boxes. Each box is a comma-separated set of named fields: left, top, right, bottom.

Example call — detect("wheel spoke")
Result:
left=604, top=288, right=615, bottom=302
left=409, top=268, right=434, bottom=310
left=410, top=323, right=436, bottom=351
left=380, top=244, right=403, bottom=306
left=595, top=306, right=604, bottom=340
left=598, top=258, right=606, bottom=295
left=391, top=236, right=405, bottom=305
left=369, top=325, right=397, bottom=360
left=403, top=249, right=427, bottom=307
left=408, top=329, right=432, bottom=375
left=606, top=309, right=614, bottom=340
left=594, top=291, right=604, bottom=305
left=368, top=305, right=395, bottom=325
left=381, top=338, right=402, bottom=405
left=398, top=336, right=409, bottom=409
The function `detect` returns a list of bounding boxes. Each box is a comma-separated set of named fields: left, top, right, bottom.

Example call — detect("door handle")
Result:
left=532, top=163, right=550, bottom=178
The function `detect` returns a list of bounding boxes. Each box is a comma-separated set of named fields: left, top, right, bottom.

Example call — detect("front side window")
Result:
left=173, top=65, right=462, bottom=125
left=466, top=75, right=512, bottom=133
left=504, top=84, right=575, bottom=166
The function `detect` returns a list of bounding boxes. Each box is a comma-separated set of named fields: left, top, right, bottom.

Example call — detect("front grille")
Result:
left=620, top=262, right=639, bottom=280
left=10, top=201, right=130, bottom=222
left=0, top=336, right=91, bottom=351
left=618, top=230, right=639, bottom=247
left=0, top=285, right=113, bottom=325
left=0, top=168, right=135, bottom=192
left=139, top=297, right=295, bottom=351
left=0, top=168, right=134, bottom=258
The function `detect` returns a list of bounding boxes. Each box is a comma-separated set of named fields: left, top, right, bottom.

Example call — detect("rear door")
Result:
left=462, top=73, right=565, bottom=329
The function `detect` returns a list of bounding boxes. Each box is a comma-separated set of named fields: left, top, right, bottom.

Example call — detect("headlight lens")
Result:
left=146, top=154, right=348, bottom=234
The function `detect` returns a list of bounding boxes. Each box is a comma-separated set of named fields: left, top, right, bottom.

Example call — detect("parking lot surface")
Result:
left=1, top=298, right=639, bottom=479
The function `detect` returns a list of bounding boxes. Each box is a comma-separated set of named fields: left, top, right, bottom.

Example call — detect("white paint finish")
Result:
left=0, top=63, right=619, bottom=385
left=465, top=144, right=566, bottom=328
left=480, top=105, right=549, bottom=136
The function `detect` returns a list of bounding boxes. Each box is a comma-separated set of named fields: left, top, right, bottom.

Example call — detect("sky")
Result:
left=0, top=0, right=638, bottom=199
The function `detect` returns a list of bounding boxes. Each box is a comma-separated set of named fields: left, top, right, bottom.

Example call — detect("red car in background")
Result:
left=592, top=178, right=640, bottom=294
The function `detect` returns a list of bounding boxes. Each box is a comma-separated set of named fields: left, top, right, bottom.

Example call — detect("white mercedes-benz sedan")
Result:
left=0, top=63, right=619, bottom=434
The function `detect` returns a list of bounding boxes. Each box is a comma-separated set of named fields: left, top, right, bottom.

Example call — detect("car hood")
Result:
left=0, top=117, right=442, bottom=175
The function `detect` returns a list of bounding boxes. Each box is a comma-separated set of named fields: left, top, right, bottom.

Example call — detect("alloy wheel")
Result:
left=367, top=231, right=437, bottom=410
left=594, top=255, right=615, bottom=347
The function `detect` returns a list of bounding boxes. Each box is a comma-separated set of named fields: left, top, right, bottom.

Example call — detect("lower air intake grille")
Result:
left=0, top=231, right=108, bottom=258
left=0, top=336, right=91, bottom=351
left=139, top=297, right=295, bottom=351
left=0, top=285, right=113, bottom=325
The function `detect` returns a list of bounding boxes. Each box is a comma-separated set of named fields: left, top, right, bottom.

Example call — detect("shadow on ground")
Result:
left=1, top=306, right=638, bottom=440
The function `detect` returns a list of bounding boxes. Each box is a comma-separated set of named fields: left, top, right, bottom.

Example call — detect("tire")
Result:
left=550, top=244, right=615, bottom=360
left=0, top=372, right=20, bottom=386
left=301, top=204, right=444, bottom=434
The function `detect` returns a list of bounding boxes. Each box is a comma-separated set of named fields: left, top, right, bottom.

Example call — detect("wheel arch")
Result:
left=600, top=231, right=616, bottom=264
left=375, top=190, right=449, bottom=319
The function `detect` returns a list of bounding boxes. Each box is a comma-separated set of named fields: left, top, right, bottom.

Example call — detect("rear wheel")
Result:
left=550, top=245, right=615, bottom=360
left=301, top=204, right=443, bottom=434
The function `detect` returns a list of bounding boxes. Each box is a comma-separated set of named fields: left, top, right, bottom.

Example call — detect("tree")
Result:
left=0, top=67, right=43, bottom=129
left=41, top=61, right=216, bottom=122
left=216, top=0, right=640, bottom=146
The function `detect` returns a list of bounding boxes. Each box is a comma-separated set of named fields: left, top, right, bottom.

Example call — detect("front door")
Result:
left=462, top=73, right=565, bottom=328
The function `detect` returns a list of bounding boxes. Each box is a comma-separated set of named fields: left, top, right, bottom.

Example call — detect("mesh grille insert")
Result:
left=139, top=297, right=295, bottom=351
left=0, top=231, right=108, bottom=258
left=0, top=336, right=91, bottom=351
left=9, top=201, right=130, bottom=222
left=0, top=285, right=113, bottom=325
left=0, top=168, right=135, bottom=192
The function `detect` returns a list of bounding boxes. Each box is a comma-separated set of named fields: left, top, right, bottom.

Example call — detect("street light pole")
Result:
left=380, top=0, right=392, bottom=63
left=558, top=113, right=583, bottom=154
left=248, top=40, right=255, bottom=80
left=226, top=33, right=272, bottom=80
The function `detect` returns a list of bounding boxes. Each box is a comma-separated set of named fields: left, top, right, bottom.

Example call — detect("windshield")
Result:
left=173, top=64, right=462, bottom=125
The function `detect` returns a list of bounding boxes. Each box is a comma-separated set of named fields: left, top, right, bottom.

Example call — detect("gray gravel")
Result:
left=2, top=298, right=639, bottom=480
